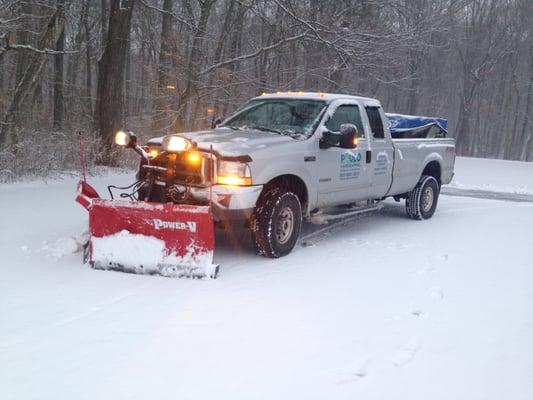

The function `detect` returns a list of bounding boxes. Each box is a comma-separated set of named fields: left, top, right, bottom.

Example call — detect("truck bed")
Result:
left=387, top=138, right=456, bottom=196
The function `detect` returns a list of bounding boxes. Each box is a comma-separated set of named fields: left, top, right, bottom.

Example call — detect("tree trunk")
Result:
left=83, top=2, right=93, bottom=115
left=519, top=43, right=533, bottom=161
left=66, top=1, right=89, bottom=114
left=455, top=62, right=478, bottom=156
left=176, top=0, right=216, bottom=132
left=94, top=0, right=135, bottom=165
left=304, top=0, right=319, bottom=89
left=0, top=8, right=62, bottom=145
left=406, top=51, right=421, bottom=115
left=152, top=0, right=175, bottom=134
left=53, top=0, right=66, bottom=130
left=14, top=2, right=32, bottom=87
left=100, top=0, right=108, bottom=52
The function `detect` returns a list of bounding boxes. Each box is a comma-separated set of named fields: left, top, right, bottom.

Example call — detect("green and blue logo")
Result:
left=340, top=152, right=361, bottom=166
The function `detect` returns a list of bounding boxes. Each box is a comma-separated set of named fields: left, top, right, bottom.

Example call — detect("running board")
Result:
left=299, top=202, right=384, bottom=247
left=306, top=202, right=384, bottom=224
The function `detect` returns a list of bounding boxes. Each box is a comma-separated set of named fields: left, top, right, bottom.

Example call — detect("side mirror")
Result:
left=319, top=124, right=359, bottom=149
left=319, top=130, right=338, bottom=149
left=339, top=123, right=359, bottom=149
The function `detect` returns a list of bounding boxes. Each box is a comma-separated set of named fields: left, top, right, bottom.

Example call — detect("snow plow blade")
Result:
left=76, top=181, right=218, bottom=279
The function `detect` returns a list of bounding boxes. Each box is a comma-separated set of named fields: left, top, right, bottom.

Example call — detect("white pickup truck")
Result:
left=133, top=92, right=455, bottom=258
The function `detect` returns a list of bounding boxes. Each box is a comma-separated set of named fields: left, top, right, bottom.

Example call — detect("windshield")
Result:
left=221, top=99, right=327, bottom=136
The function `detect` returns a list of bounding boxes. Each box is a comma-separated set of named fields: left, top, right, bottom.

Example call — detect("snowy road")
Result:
left=442, top=187, right=533, bottom=203
left=1, top=159, right=533, bottom=400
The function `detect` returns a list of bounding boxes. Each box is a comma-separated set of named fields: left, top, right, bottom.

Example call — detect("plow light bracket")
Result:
left=115, top=130, right=151, bottom=161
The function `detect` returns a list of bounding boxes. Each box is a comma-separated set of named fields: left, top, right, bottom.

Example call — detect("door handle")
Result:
left=366, top=150, right=372, bottom=163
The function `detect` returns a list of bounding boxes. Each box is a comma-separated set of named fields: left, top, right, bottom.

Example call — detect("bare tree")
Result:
left=53, top=0, right=66, bottom=130
left=94, top=0, right=135, bottom=164
left=0, top=3, right=66, bottom=145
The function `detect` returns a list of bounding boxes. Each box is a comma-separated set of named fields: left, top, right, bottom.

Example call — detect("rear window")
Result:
left=366, top=107, right=385, bottom=139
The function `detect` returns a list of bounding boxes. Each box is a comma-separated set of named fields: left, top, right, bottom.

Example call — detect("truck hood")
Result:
left=147, top=127, right=299, bottom=157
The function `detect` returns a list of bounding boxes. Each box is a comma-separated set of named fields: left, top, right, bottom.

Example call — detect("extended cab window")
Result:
left=325, top=104, right=364, bottom=137
left=365, top=106, right=385, bottom=139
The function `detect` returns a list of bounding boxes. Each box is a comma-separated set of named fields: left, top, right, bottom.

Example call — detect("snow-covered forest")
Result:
left=0, top=0, right=532, bottom=179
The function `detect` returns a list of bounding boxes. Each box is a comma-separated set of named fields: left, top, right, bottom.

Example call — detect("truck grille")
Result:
left=149, top=151, right=212, bottom=186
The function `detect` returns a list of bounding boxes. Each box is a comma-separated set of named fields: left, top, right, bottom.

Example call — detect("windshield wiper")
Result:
left=281, top=130, right=307, bottom=137
left=247, top=125, right=283, bottom=135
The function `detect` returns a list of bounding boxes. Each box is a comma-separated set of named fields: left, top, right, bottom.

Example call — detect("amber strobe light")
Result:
left=148, top=148, right=160, bottom=158
left=187, top=151, right=202, bottom=165
left=216, top=176, right=252, bottom=186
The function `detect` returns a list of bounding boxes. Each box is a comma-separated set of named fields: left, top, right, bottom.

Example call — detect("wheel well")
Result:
left=261, top=174, right=309, bottom=212
left=422, top=161, right=441, bottom=184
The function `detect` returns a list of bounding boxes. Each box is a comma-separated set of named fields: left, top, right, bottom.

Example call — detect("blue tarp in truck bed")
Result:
left=386, top=113, right=448, bottom=138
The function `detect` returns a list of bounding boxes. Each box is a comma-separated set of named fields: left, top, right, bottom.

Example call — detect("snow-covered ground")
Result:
left=1, top=157, right=532, bottom=400
left=450, top=156, right=533, bottom=194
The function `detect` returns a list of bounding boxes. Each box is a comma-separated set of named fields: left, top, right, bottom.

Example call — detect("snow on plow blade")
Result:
left=76, top=181, right=218, bottom=279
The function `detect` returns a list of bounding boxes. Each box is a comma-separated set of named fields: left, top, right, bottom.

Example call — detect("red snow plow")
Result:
left=75, top=132, right=219, bottom=279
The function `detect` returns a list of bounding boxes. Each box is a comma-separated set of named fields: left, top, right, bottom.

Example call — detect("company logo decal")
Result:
left=151, top=218, right=197, bottom=233
left=340, top=151, right=362, bottom=181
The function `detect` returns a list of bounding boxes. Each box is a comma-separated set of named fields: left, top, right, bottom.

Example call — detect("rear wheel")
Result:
left=406, top=175, right=440, bottom=220
left=251, top=187, right=302, bottom=258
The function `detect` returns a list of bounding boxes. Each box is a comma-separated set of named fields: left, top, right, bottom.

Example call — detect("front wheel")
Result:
left=251, top=188, right=302, bottom=258
left=406, top=175, right=440, bottom=220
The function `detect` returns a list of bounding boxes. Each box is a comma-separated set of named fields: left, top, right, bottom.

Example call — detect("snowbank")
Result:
left=450, top=157, right=533, bottom=194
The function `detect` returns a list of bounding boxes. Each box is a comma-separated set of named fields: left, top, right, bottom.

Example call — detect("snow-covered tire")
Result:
left=405, top=175, right=440, bottom=220
left=251, top=187, right=302, bottom=258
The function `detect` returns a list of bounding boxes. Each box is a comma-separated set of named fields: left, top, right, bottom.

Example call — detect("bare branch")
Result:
left=199, top=32, right=308, bottom=76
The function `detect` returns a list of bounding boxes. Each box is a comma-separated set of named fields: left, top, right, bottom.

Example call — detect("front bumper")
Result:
left=185, top=184, right=263, bottom=224
left=211, top=184, right=263, bottom=225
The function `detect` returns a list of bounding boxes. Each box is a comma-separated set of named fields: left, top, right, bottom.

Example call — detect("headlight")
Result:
left=217, top=160, right=252, bottom=186
left=163, top=136, right=192, bottom=152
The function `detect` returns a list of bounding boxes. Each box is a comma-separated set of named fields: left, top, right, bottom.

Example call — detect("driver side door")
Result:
left=316, top=101, right=370, bottom=207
